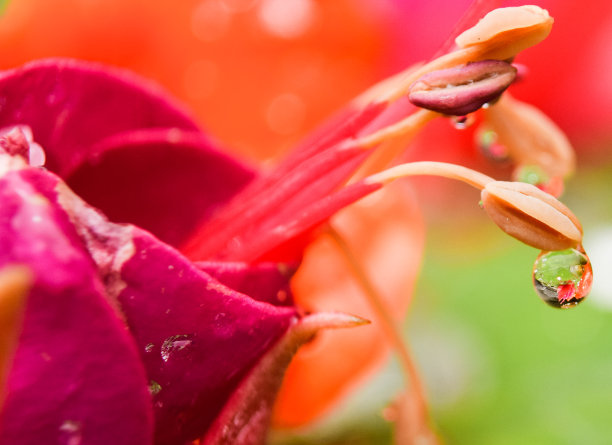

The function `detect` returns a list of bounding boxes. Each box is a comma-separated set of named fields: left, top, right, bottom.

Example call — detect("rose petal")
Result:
left=66, top=128, right=255, bottom=247
left=202, top=312, right=369, bottom=445
left=0, top=166, right=153, bottom=445
left=0, top=58, right=200, bottom=176
left=196, top=261, right=296, bottom=307
left=114, top=230, right=298, bottom=445
left=23, top=164, right=301, bottom=444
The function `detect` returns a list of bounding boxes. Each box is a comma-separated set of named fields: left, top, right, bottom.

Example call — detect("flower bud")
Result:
left=455, top=6, right=554, bottom=60
left=483, top=95, right=575, bottom=179
left=481, top=181, right=582, bottom=251
left=408, top=60, right=516, bottom=116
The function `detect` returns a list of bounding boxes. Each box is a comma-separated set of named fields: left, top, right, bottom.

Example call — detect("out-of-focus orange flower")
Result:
left=0, top=0, right=393, bottom=161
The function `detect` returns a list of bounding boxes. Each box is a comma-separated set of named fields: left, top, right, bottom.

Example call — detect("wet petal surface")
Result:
left=0, top=167, right=153, bottom=445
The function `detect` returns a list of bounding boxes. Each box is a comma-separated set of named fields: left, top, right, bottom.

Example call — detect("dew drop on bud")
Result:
left=532, top=247, right=593, bottom=308
left=450, top=114, right=475, bottom=130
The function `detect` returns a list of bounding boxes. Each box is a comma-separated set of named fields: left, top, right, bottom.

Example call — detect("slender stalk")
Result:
left=365, top=161, right=495, bottom=190
left=326, top=226, right=429, bottom=414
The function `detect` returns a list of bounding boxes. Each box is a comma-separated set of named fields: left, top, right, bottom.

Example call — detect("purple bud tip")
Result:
left=408, top=60, right=517, bottom=116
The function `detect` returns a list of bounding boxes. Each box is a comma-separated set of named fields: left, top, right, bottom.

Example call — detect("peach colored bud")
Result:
left=481, top=181, right=582, bottom=251
left=408, top=60, right=516, bottom=115
left=455, top=6, right=554, bottom=60
left=483, top=95, right=575, bottom=178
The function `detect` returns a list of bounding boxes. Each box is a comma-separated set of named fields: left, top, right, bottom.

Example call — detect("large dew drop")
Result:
left=160, top=334, right=193, bottom=362
left=450, top=114, right=475, bottom=130
left=532, top=247, right=593, bottom=308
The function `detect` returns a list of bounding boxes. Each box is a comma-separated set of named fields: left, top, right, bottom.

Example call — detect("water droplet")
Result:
left=476, top=127, right=508, bottom=162
left=533, top=247, right=593, bottom=308
left=450, top=114, right=475, bottom=130
left=144, top=343, right=154, bottom=353
left=59, top=420, right=82, bottom=445
left=149, top=380, right=162, bottom=396
left=160, top=334, right=193, bottom=362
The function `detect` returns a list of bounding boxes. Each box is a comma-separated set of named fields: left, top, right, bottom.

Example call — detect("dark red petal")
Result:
left=201, top=312, right=367, bottom=445
left=0, top=58, right=200, bottom=177
left=114, top=230, right=298, bottom=445
left=16, top=164, right=300, bottom=444
left=66, top=128, right=255, bottom=247
left=0, top=168, right=153, bottom=445
left=196, top=261, right=296, bottom=307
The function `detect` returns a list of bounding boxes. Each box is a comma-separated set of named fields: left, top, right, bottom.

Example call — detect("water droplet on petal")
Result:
left=144, top=343, right=154, bottom=353
left=149, top=380, right=162, bottom=396
left=450, top=114, right=475, bottom=130
left=161, top=334, right=193, bottom=362
left=533, top=247, right=593, bottom=308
